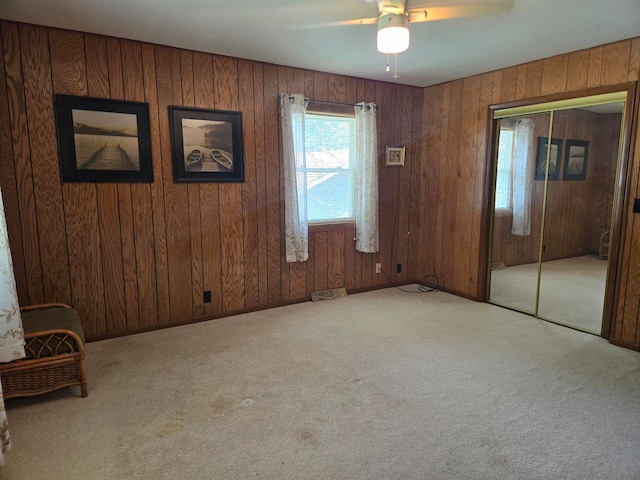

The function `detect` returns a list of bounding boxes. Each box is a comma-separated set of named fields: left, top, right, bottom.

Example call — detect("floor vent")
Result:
left=311, top=287, right=348, bottom=302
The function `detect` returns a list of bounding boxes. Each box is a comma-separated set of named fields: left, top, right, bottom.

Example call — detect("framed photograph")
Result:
left=535, top=137, right=562, bottom=181
left=385, top=146, right=405, bottom=167
left=563, top=140, right=589, bottom=181
left=169, top=106, right=244, bottom=182
left=54, top=94, right=152, bottom=182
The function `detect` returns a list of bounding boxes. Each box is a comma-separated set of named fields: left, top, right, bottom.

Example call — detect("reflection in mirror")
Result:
left=489, top=112, right=551, bottom=314
left=537, top=103, right=624, bottom=333
left=488, top=100, right=625, bottom=335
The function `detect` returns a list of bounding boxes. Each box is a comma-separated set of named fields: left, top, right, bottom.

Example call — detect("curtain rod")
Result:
left=287, top=95, right=378, bottom=111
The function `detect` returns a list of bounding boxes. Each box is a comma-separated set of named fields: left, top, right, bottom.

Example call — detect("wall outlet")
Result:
left=396, top=263, right=402, bottom=274
left=375, top=263, right=382, bottom=274
left=203, top=290, right=212, bottom=303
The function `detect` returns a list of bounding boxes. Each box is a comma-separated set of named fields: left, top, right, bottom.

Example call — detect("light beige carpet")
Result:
left=3, top=287, right=640, bottom=479
left=489, top=255, right=607, bottom=333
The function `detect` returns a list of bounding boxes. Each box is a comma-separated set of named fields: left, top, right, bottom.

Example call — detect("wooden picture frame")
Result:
left=563, top=140, right=589, bottom=181
left=169, top=106, right=244, bottom=182
left=535, top=137, right=562, bottom=181
left=385, top=146, right=405, bottom=167
left=55, top=94, right=153, bottom=183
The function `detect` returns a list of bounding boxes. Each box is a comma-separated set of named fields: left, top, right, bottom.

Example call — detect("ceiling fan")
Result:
left=325, top=0, right=515, bottom=78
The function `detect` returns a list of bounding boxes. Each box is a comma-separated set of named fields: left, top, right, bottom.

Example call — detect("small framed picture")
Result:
left=385, top=146, right=405, bottom=167
left=54, top=95, right=153, bottom=182
left=169, top=106, right=244, bottom=182
left=535, top=137, right=562, bottom=181
left=563, top=140, right=589, bottom=181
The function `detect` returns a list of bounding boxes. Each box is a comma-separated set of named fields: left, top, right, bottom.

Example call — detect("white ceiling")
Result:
left=2, top=0, right=640, bottom=88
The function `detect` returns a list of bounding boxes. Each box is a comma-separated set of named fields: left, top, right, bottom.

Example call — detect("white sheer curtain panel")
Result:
left=280, top=93, right=309, bottom=262
left=0, top=186, right=26, bottom=466
left=354, top=102, right=379, bottom=253
left=511, top=118, right=535, bottom=236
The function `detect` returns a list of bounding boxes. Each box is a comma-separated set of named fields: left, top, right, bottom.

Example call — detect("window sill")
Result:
left=494, top=208, right=513, bottom=218
left=309, top=221, right=354, bottom=233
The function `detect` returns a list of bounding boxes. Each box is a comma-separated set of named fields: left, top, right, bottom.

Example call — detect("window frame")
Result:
left=302, top=104, right=357, bottom=228
left=494, top=124, right=515, bottom=216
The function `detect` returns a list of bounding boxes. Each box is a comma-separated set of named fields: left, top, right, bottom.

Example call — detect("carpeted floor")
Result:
left=489, top=255, right=607, bottom=333
left=3, top=287, right=639, bottom=479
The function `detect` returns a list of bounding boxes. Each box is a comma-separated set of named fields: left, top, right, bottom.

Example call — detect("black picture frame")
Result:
left=55, top=94, right=152, bottom=183
left=169, top=106, right=244, bottom=183
left=535, top=137, right=562, bottom=181
left=563, top=140, right=589, bottom=181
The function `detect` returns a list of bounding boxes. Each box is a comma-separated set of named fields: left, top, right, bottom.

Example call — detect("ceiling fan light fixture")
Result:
left=376, top=13, right=409, bottom=54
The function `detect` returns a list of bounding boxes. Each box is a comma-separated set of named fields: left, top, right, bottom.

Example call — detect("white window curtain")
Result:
left=280, top=93, right=309, bottom=262
left=354, top=103, right=379, bottom=253
left=0, top=186, right=26, bottom=466
left=511, top=118, right=535, bottom=236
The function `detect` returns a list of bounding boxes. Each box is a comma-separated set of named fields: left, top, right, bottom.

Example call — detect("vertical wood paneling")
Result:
left=566, top=49, right=590, bottom=91
left=181, top=49, right=205, bottom=318
left=441, top=80, right=463, bottom=291
left=277, top=67, right=290, bottom=303
left=106, top=38, right=139, bottom=331
left=628, top=38, right=640, bottom=81
left=191, top=51, right=222, bottom=315
left=587, top=47, right=603, bottom=88
left=239, top=59, right=260, bottom=307
left=378, top=82, right=395, bottom=284
left=124, top=40, right=158, bottom=327
left=328, top=230, right=344, bottom=289
left=420, top=84, right=443, bottom=281
left=215, top=55, right=245, bottom=312
left=50, top=29, right=107, bottom=338
left=394, top=86, right=412, bottom=284
left=407, top=88, right=424, bottom=283
left=85, top=34, right=126, bottom=334
left=601, top=41, right=632, bottom=85
left=252, top=62, right=269, bottom=306
left=142, top=42, right=170, bottom=325
left=0, top=23, right=32, bottom=304
left=262, top=63, right=281, bottom=304
left=155, top=45, right=193, bottom=322
left=18, top=24, right=71, bottom=306
left=314, top=231, right=328, bottom=291
left=541, top=54, right=568, bottom=95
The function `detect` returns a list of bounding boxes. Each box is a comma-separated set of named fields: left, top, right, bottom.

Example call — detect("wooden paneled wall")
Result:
left=417, top=37, right=640, bottom=350
left=491, top=110, right=621, bottom=267
left=0, top=21, right=424, bottom=340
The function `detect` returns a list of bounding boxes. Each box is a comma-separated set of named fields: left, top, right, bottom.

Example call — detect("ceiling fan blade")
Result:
left=293, top=17, right=378, bottom=29
left=408, top=0, right=514, bottom=23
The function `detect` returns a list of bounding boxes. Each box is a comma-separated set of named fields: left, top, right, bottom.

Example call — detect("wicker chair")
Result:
left=599, top=231, right=610, bottom=259
left=0, top=303, right=87, bottom=399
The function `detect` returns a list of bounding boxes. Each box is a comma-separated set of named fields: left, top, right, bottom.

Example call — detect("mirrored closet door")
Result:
left=488, top=93, right=627, bottom=335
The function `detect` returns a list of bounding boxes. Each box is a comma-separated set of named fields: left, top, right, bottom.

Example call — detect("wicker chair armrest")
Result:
left=20, top=303, right=72, bottom=312
left=23, top=329, right=85, bottom=359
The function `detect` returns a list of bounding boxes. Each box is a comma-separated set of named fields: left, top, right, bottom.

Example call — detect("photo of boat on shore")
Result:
left=72, top=109, right=140, bottom=170
left=169, top=106, right=244, bottom=183
left=181, top=118, right=234, bottom=172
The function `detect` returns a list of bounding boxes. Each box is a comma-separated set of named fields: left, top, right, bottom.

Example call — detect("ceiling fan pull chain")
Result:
left=392, top=52, right=400, bottom=79
left=386, top=53, right=391, bottom=72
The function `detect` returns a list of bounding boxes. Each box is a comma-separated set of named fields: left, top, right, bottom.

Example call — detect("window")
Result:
left=495, top=127, right=514, bottom=211
left=302, top=113, right=356, bottom=223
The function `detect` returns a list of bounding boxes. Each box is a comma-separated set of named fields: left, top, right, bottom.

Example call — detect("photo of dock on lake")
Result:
left=181, top=119, right=234, bottom=173
left=72, top=109, right=140, bottom=171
